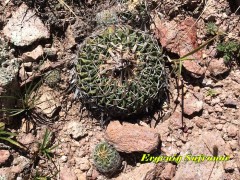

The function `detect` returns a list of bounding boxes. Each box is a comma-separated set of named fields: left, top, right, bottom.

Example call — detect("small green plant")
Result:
left=38, top=129, right=58, bottom=160
left=44, top=69, right=61, bottom=87
left=93, top=141, right=122, bottom=174
left=33, top=171, right=51, bottom=180
left=216, top=41, right=240, bottom=63
left=206, top=22, right=218, bottom=36
left=0, top=80, right=41, bottom=118
left=206, top=89, right=218, bottom=97
left=0, top=122, right=23, bottom=148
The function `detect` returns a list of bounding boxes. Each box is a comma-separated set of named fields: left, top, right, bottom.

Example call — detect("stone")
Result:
left=160, top=163, right=176, bottom=180
left=174, top=131, right=231, bottom=180
left=208, top=58, right=230, bottom=76
left=76, top=157, right=90, bottom=171
left=155, top=120, right=170, bottom=142
left=224, top=160, right=237, bottom=172
left=43, top=47, right=58, bottom=58
left=224, top=98, right=237, bottom=108
left=0, top=168, right=16, bottom=180
left=0, top=58, right=20, bottom=121
left=66, top=121, right=88, bottom=140
left=114, top=163, right=156, bottom=180
left=0, top=58, right=19, bottom=88
left=22, top=45, right=44, bottom=62
left=183, top=92, right=203, bottom=116
left=19, top=66, right=28, bottom=81
left=168, top=110, right=183, bottom=130
left=193, top=117, right=207, bottom=128
left=34, top=86, right=61, bottom=118
left=3, top=3, right=49, bottom=46
left=216, top=124, right=223, bottom=130
left=65, top=26, right=76, bottom=50
left=60, top=167, right=77, bottom=180
left=60, top=155, right=68, bottom=163
left=226, top=124, right=238, bottom=137
left=0, top=150, right=10, bottom=165
left=105, top=121, right=160, bottom=153
left=154, top=16, right=204, bottom=78
left=17, top=133, right=35, bottom=146
left=11, top=156, right=30, bottom=174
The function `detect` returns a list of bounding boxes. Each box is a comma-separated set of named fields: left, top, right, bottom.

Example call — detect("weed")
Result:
left=206, top=22, right=218, bottom=36
left=206, top=89, right=218, bottom=97
left=38, top=129, right=58, bottom=160
left=0, top=122, right=23, bottom=148
left=30, top=129, right=59, bottom=179
left=216, top=41, right=240, bottom=63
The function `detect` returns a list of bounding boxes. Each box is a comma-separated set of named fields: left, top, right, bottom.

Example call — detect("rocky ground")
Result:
left=0, top=0, right=239, bottom=179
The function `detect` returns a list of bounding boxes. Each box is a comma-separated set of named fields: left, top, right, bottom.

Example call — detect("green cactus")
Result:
left=93, top=142, right=122, bottom=174
left=44, top=69, right=61, bottom=87
left=75, top=25, right=166, bottom=119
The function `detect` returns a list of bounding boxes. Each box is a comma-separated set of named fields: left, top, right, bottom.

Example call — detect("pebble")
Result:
left=0, top=150, right=10, bottom=165
left=227, top=124, right=238, bottom=137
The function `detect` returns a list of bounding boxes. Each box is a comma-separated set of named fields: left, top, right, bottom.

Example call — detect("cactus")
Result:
left=75, top=25, right=166, bottom=118
left=44, top=69, right=61, bottom=87
left=93, top=142, right=121, bottom=174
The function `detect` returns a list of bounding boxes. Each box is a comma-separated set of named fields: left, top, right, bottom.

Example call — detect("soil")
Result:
left=0, top=0, right=239, bottom=180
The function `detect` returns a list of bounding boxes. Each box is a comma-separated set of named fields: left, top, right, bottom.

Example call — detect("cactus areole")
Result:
left=75, top=25, right=166, bottom=118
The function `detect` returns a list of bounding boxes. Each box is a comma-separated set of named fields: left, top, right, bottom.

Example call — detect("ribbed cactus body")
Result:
left=93, top=142, right=121, bottom=174
left=75, top=25, right=166, bottom=118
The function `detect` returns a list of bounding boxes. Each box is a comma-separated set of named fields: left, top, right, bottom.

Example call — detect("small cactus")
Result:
left=44, top=69, right=61, bottom=87
left=93, top=142, right=122, bottom=174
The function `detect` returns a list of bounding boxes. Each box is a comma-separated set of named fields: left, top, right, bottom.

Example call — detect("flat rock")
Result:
left=183, top=92, right=203, bottom=116
left=114, top=163, right=156, bottom=180
left=3, top=3, right=49, bottom=46
left=11, top=156, right=30, bottom=174
left=224, top=98, right=237, bottom=108
left=34, top=86, right=61, bottom=118
left=208, top=58, right=230, bottom=76
left=0, top=58, right=19, bottom=88
left=105, top=121, right=160, bottom=153
left=160, top=163, right=176, bottom=180
left=154, top=16, right=205, bottom=78
left=65, top=121, right=88, bottom=140
left=169, top=110, right=183, bottom=130
left=0, top=168, right=16, bottom=180
left=226, top=124, right=238, bottom=137
left=60, top=167, right=77, bottom=180
left=174, top=131, right=232, bottom=180
left=0, top=150, right=10, bottom=165
left=22, top=45, right=44, bottom=62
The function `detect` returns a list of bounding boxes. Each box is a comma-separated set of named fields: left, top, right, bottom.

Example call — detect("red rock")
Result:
left=183, top=92, right=203, bottom=116
left=160, top=163, right=176, bottom=180
left=227, top=124, right=238, bottom=137
left=105, top=121, right=160, bottom=153
left=169, top=110, right=183, bottom=130
left=208, top=58, right=229, bottom=76
left=115, top=163, right=156, bottom=180
left=193, top=117, right=207, bottom=128
left=154, top=16, right=204, bottom=78
left=0, top=150, right=10, bottom=165
left=17, top=133, right=35, bottom=146
left=60, top=167, right=77, bottom=180
left=22, top=45, right=44, bottom=62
